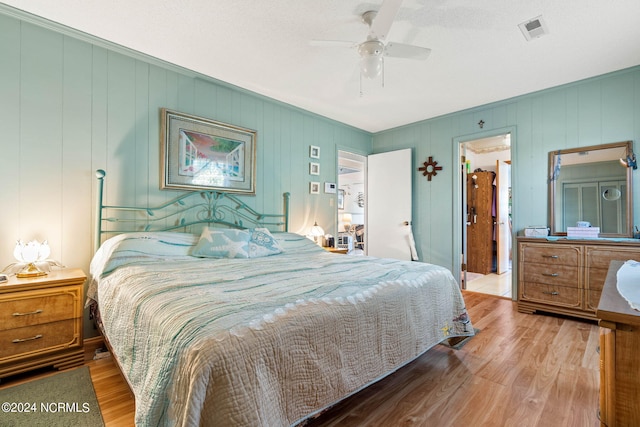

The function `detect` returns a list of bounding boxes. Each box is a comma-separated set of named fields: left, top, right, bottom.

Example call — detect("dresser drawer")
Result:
left=520, top=244, right=580, bottom=266
left=585, top=289, right=602, bottom=313
left=520, top=262, right=579, bottom=287
left=0, top=319, right=79, bottom=360
left=520, top=282, right=581, bottom=307
left=0, top=288, right=79, bottom=331
left=585, top=247, right=640, bottom=311
left=586, top=247, right=640, bottom=269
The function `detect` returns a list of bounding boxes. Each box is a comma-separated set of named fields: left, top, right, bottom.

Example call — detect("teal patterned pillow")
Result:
left=192, top=227, right=251, bottom=258
left=249, top=228, right=283, bottom=258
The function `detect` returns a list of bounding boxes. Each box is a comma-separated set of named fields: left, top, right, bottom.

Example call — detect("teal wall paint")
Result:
left=0, top=12, right=371, bottom=338
left=3, top=4, right=640, bottom=333
left=373, top=66, right=640, bottom=284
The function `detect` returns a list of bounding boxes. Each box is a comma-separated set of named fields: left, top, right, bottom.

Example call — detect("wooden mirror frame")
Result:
left=548, top=140, right=634, bottom=237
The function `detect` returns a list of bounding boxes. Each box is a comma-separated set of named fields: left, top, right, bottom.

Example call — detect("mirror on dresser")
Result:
left=548, top=140, right=634, bottom=237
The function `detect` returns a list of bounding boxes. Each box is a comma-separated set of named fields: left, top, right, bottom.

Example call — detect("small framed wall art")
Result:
left=310, top=162, right=320, bottom=175
left=310, top=145, right=320, bottom=159
left=310, top=181, right=320, bottom=194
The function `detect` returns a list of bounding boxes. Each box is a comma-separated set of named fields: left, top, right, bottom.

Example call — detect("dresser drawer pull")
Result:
left=12, top=309, right=43, bottom=317
left=12, top=334, right=43, bottom=343
left=542, top=273, right=559, bottom=277
left=542, top=291, right=559, bottom=296
left=542, top=255, right=559, bottom=259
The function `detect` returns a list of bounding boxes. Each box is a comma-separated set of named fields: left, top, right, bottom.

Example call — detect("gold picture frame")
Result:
left=160, top=108, right=256, bottom=194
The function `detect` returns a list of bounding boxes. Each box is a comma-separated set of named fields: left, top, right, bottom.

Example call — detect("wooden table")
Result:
left=596, top=260, right=640, bottom=426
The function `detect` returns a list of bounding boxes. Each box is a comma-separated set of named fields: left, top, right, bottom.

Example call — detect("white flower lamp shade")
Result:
left=310, top=222, right=325, bottom=245
left=14, top=239, right=50, bottom=278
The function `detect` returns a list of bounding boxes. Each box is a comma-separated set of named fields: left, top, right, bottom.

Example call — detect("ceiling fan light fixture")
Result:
left=358, top=40, right=384, bottom=78
left=360, top=55, right=383, bottom=78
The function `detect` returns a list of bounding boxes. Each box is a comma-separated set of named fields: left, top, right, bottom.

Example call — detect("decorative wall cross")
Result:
left=418, top=156, right=443, bottom=181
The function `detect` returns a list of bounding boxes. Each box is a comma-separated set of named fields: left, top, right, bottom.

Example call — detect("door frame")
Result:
left=452, top=126, right=517, bottom=300
left=336, top=146, right=368, bottom=251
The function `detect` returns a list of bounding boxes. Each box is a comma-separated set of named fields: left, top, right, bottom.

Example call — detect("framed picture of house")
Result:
left=160, top=108, right=256, bottom=194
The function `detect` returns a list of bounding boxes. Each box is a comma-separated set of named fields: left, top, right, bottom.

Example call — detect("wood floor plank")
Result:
left=0, top=291, right=601, bottom=426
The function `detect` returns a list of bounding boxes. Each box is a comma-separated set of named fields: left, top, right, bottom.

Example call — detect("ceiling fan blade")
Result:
left=369, top=0, right=403, bottom=41
left=310, top=40, right=358, bottom=48
left=385, top=42, right=431, bottom=60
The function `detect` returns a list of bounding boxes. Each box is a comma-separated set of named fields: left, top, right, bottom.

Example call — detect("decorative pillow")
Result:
left=249, top=228, right=283, bottom=258
left=192, top=227, right=251, bottom=258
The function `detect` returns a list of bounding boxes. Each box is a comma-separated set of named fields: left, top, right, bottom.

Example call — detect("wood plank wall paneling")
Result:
left=0, top=12, right=372, bottom=339
left=0, top=14, right=22, bottom=265
left=62, top=36, right=93, bottom=268
left=373, top=66, right=640, bottom=277
left=2, top=6, right=639, bottom=338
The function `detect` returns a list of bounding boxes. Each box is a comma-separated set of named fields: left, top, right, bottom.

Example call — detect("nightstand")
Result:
left=0, top=268, right=85, bottom=378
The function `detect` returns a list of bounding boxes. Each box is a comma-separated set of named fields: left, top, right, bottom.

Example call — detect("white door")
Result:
left=496, top=160, right=511, bottom=274
left=367, top=148, right=413, bottom=260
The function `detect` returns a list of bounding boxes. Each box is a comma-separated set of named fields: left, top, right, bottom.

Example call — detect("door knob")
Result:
left=403, top=221, right=411, bottom=226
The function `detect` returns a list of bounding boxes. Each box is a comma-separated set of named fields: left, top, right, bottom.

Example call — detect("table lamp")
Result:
left=13, top=239, right=50, bottom=278
left=342, top=213, right=353, bottom=232
left=310, top=221, right=325, bottom=246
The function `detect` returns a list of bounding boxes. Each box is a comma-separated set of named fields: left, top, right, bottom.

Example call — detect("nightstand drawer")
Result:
left=0, top=287, right=79, bottom=331
left=0, top=269, right=85, bottom=378
left=0, top=319, right=79, bottom=360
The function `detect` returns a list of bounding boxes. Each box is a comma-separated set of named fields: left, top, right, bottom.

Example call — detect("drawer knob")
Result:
left=12, top=334, right=43, bottom=343
left=542, top=255, right=559, bottom=259
left=542, top=291, right=559, bottom=296
left=542, top=273, right=559, bottom=277
left=12, top=309, right=43, bottom=317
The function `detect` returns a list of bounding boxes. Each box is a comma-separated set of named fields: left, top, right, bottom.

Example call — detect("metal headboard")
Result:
left=94, top=170, right=290, bottom=252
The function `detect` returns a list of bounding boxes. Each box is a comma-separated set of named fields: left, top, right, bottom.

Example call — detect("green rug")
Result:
left=0, top=366, right=105, bottom=427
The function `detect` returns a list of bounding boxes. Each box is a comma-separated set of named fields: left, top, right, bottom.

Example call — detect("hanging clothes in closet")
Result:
left=466, top=170, right=497, bottom=275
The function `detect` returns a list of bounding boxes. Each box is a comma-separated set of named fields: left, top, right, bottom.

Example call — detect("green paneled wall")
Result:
left=2, top=4, right=640, bottom=329
left=373, top=66, right=640, bottom=290
left=0, top=10, right=371, bottom=338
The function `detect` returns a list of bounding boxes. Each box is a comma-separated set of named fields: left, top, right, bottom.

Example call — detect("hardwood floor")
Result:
left=1, top=292, right=601, bottom=426
left=305, top=292, right=600, bottom=426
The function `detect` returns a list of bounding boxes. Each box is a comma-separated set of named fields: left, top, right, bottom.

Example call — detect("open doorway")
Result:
left=461, top=134, right=512, bottom=298
left=338, top=151, right=366, bottom=253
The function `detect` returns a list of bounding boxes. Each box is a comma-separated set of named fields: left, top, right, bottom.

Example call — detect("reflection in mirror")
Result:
left=602, top=188, right=621, bottom=201
left=548, top=141, right=634, bottom=237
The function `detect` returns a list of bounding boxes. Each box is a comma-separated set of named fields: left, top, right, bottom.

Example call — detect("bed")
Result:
left=87, top=170, right=473, bottom=427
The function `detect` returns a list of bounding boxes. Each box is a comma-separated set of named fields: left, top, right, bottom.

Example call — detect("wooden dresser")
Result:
left=517, top=237, right=640, bottom=320
left=0, top=269, right=85, bottom=378
left=597, top=260, right=640, bottom=426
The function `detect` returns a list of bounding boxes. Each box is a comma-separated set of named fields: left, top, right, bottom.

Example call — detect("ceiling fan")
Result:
left=311, top=0, right=431, bottom=80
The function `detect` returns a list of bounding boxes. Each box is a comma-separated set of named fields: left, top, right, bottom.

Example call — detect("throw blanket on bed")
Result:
left=90, top=232, right=472, bottom=427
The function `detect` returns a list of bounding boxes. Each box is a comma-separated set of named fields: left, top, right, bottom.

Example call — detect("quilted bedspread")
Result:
left=90, top=232, right=473, bottom=427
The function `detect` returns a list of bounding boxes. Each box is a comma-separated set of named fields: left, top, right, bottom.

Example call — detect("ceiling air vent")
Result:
left=519, top=15, right=549, bottom=41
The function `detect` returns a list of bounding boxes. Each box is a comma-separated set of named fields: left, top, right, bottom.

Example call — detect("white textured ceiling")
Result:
left=4, top=0, right=640, bottom=133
